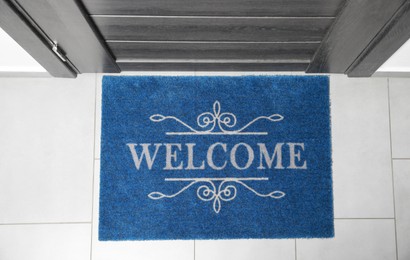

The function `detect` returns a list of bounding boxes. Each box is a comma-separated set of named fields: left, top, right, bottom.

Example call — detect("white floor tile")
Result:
left=297, top=219, right=396, bottom=260
left=330, top=75, right=394, bottom=218
left=91, top=160, right=194, bottom=260
left=0, top=75, right=95, bottom=223
left=389, top=78, right=410, bottom=158
left=195, top=239, right=295, bottom=260
left=0, top=223, right=91, bottom=260
left=393, top=160, right=410, bottom=260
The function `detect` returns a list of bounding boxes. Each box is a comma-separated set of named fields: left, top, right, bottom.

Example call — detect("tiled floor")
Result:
left=0, top=73, right=409, bottom=260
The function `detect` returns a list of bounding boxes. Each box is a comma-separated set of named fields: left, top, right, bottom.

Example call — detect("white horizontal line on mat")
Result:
left=166, top=132, right=268, bottom=135
left=165, top=177, right=269, bottom=181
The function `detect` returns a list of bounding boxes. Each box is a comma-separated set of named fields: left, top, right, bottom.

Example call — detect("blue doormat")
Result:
left=99, top=76, right=333, bottom=240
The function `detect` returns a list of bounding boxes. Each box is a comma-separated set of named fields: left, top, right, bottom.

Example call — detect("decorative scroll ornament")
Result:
left=147, top=101, right=285, bottom=213
left=150, top=100, right=283, bottom=135
left=148, top=178, right=285, bottom=214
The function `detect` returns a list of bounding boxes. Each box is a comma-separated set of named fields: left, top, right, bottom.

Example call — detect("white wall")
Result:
left=378, top=38, right=410, bottom=72
left=0, top=27, right=46, bottom=73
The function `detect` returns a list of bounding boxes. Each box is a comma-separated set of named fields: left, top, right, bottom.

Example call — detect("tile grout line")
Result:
left=392, top=158, right=410, bottom=160
left=387, top=78, right=399, bottom=260
left=194, top=240, right=196, bottom=260
left=89, top=73, right=99, bottom=260
left=295, top=239, right=297, bottom=260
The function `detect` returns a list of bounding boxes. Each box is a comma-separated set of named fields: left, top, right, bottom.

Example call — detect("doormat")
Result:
left=99, top=76, right=333, bottom=240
